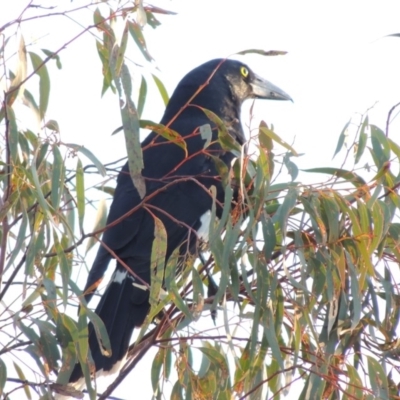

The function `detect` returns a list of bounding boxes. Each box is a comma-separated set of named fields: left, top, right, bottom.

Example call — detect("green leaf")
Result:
left=367, top=355, right=390, bottom=399
left=302, top=167, right=366, bottom=187
left=85, top=198, right=107, bottom=255
left=355, top=115, right=368, bottom=164
left=113, top=21, right=129, bottom=76
left=31, top=150, right=53, bottom=220
left=369, top=200, right=385, bottom=254
left=198, top=346, right=229, bottom=377
left=59, top=315, right=78, bottom=353
left=13, top=362, right=32, bottom=399
left=85, top=308, right=111, bottom=357
left=6, top=207, right=28, bottom=271
left=117, top=64, right=145, bottom=198
left=35, top=141, right=49, bottom=169
left=171, top=380, right=183, bottom=400
left=259, top=125, right=298, bottom=156
left=201, top=108, right=241, bottom=153
left=370, top=125, right=390, bottom=170
left=263, top=305, right=284, bottom=370
left=22, top=88, right=40, bottom=122
left=272, top=186, right=298, bottom=238
left=164, top=250, right=192, bottom=322
left=76, top=158, right=85, bottom=231
left=29, top=52, right=50, bottom=120
left=54, top=234, right=71, bottom=305
left=320, top=194, right=340, bottom=243
left=346, top=252, right=361, bottom=330
left=7, top=35, right=27, bottom=108
left=333, top=119, right=350, bottom=159
left=35, top=320, right=60, bottom=371
left=261, top=212, right=276, bottom=260
left=41, top=48, right=62, bottom=69
left=152, top=74, right=169, bottom=106
left=149, top=216, right=167, bottom=309
left=236, top=49, right=288, bottom=56
left=259, top=120, right=273, bottom=150
left=209, top=155, right=229, bottom=187
left=137, top=75, right=147, bottom=118
left=128, top=20, right=153, bottom=62
left=343, top=364, right=364, bottom=400
left=141, top=121, right=187, bottom=156
left=0, top=358, right=7, bottom=395
left=192, top=267, right=204, bottom=315
left=45, top=119, right=60, bottom=132
left=65, top=143, right=106, bottom=176
left=151, top=348, right=164, bottom=392
left=283, top=152, right=298, bottom=181
left=51, top=144, right=64, bottom=210
left=6, top=105, right=19, bottom=163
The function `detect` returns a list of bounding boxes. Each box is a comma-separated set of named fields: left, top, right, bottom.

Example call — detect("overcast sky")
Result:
left=2, top=1, right=400, bottom=398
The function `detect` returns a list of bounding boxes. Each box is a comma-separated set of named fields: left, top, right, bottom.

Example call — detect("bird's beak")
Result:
left=251, top=73, right=293, bottom=101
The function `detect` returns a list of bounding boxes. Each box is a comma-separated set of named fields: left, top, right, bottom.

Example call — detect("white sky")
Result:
left=2, top=0, right=400, bottom=398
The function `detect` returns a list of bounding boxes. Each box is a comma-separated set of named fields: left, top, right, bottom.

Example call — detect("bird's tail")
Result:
left=69, top=262, right=150, bottom=383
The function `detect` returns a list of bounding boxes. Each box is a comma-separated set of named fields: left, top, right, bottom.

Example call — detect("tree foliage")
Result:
left=0, top=2, right=399, bottom=399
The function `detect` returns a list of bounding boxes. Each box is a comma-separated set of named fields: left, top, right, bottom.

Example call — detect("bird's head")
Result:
left=162, top=59, right=292, bottom=145
left=169, top=58, right=292, bottom=110
left=213, top=58, right=292, bottom=105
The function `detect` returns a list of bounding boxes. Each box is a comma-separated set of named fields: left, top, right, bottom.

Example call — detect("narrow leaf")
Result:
left=65, top=143, right=106, bottom=176
left=152, top=74, right=169, bottom=106
left=149, top=216, right=167, bottom=309
left=333, top=119, right=350, bottom=159
left=128, top=20, right=153, bottom=62
left=51, top=144, right=64, bottom=210
left=259, top=125, right=298, bottom=156
left=355, top=115, right=368, bottom=164
left=29, top=52, right=50, bottom=119
left=0, top=358, right=6, bottom=395
left=236, top=49, right=288, bottom=56
left=302, top=167, right=366, bottom=187
left=142, top=121, right=187, bottom=155
left=76, top=158, right=85, bottom=230
left=137, top=75, right=147, bottom=117
left=85, top=198, right=107, bottom=255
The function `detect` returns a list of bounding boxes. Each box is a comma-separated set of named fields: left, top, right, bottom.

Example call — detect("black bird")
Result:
left=70, top=58, right=291, bottom=384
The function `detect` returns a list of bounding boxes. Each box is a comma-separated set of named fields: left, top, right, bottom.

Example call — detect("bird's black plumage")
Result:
left=70, top=58, right=291, bottom=383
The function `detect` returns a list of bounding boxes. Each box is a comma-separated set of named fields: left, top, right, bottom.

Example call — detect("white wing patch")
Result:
left=197, top=210, right=212, bottom=242
left=113, top=269, right=127, bottom=284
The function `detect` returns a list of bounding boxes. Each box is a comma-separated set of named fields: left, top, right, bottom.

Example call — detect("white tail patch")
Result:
left=53, top=356, right=127, bottom=400
left=53, top=377, right=85, bottom=400
left=96, top=353, right=126, bottom=380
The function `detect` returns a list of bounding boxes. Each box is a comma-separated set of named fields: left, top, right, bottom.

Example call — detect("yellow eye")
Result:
left=240, top=66, right=249, bottom=78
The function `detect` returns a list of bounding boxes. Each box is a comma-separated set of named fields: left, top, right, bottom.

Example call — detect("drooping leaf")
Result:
left=302, top=167, right=366, bottom=187
left=355, top=115, right=369, bottom=164
left=65, top=143, right=106, bottom=176
left=236, top=49, right=288, bottom=56
left=128, top=20, right=153, bottom=61
left=259, top=125, right=298, bottom=156
left=333, top=119, right=350, bottom=159
left=141, top=121, right=187, bottom=155
left=152, top=74, right=169, bottom=106
left=29, top=52, right=50, bottom=120
left=76, top=158, right=85, bottom=231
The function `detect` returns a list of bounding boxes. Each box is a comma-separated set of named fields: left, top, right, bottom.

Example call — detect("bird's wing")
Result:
left=82, top=162, right=146, bottom=300
left=82, top=115, right=220, bottom=300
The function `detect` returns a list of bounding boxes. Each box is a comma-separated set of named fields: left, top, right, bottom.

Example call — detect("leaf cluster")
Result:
left=0, top=2, right=399, bottom=400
